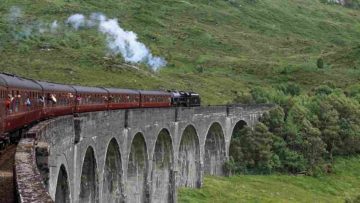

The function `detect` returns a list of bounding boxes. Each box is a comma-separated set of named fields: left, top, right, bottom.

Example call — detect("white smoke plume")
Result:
left=38, top=22, right=47, bottom=34
left=7, top=7, right=62, bottom=37
left=66, top=14, right=86, bottom=30
left=67, top=13, right=167, bottom=71
left=6, top=8, right=167, bottom=71
left=8, top=6, right=22, bottom=23
left=327, top=0, right=345, bottom=5
left=88, top=13, right=106, bottom=27
left=99, top=18, right=167, bottom=70
left=50, top=21, right=59, bottom=33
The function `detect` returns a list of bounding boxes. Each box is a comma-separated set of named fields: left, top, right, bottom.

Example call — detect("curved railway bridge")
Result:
left=12, top=104, right=273, bottom=203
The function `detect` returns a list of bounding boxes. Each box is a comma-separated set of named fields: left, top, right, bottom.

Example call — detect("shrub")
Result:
left=277, top=83, right=301, bottom=96
left=233, top=91, right=254, bottom=104
left=313, top=85, right=333, bottom=96
left=345, top=195, right=360, bottom=203
left=317, top=58, right=324, bottom=69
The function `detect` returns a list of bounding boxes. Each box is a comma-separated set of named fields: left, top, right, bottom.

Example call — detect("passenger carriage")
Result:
left=72, top=85, right=109, bottom=113
left=139, top=90, right=172, bottom=108
left=0, top=81, right=7, bottom=135
left=104, top=88, right=140, bottom=109
left=0, top=80, right=8, bottom=146
left=0, top=73, right=43, bottom=133
left=35, top=81, right=76, bottom=118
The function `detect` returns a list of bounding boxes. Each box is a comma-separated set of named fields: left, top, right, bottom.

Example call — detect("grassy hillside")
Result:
left=179, top=156, right=360, bottom=203
left=1, top=0, right=360, bottom=104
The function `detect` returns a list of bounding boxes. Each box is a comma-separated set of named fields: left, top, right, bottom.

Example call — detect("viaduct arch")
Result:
left=16, top=104, right=273, bottom=203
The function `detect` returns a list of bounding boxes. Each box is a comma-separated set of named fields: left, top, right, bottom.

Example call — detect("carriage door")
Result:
left=0, top=88, right=7, bottom=134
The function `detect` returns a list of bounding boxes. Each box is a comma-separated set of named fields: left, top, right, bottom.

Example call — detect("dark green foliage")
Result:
left=230, top=84, right=360, bottom=176
left=250, top=87, right=271, bottom=104
left=345, top=84, right=360, bottom=106
left=344, top=0, right=360, bottom=9
left=277, top=83, right=301, bottom=96
left=229, top=123, right=276, bottom=174
left=313, top=85, right=333, bottom=96
left=317, top=58, right=324, bottom=69
left=260, top=106, right=285, bottom=134
left=346, top=195, right=360, bottom=203
left=232, top=91, right=254, bottom=104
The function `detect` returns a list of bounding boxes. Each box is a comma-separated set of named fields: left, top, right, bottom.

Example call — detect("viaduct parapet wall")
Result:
left=15, top=104, right=273, bottom=203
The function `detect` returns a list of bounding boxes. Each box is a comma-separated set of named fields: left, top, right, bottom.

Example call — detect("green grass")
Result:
left=2, top=1, right=360, bottom=201
left=179, top=156, right=360, bottom=203
left=1, top=0, right=360, bottom=104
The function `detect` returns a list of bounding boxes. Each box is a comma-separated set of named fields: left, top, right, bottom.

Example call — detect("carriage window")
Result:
left=14, top=91, right=20, bottom=113
left=57, top=93, right=62, bottom=106
left=58, top=93, right=63, bottom=106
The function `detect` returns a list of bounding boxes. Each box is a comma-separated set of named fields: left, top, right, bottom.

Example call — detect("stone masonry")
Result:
left=15, top=104, right=273, bottom=203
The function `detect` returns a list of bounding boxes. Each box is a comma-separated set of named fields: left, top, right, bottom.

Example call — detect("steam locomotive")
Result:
left=0, top=73, right=200, bottom=148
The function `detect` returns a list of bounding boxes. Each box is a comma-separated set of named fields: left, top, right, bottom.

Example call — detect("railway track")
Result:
left=0, top=144, right=16, bottom=203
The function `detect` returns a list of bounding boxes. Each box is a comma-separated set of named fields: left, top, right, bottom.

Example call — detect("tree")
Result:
left=260, top=106, right=285, bottom=134
left=315, top=98, right=340, bottom=160
left=229, top=123, right=275, bottom=174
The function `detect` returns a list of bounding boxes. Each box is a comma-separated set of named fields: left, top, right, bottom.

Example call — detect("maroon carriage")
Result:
left=0, top=79, right=7, bottom=135
left=104, top=88, right=140, bottom=110
left=72, top=85, right=109, bottom=113
left=139, top=90, right=172, bottom=108
left=0, top=73, right=43, bottom=133
left=0, top=78, right=8, bottom=146
left=36, top=81, right=76, bottom=118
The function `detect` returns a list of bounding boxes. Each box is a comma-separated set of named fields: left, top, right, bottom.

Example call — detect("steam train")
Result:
left=0, top=73, right=200, bottom=148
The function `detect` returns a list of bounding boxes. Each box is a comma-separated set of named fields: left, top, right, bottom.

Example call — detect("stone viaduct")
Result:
left=15, top=104, right=273, bottom=203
